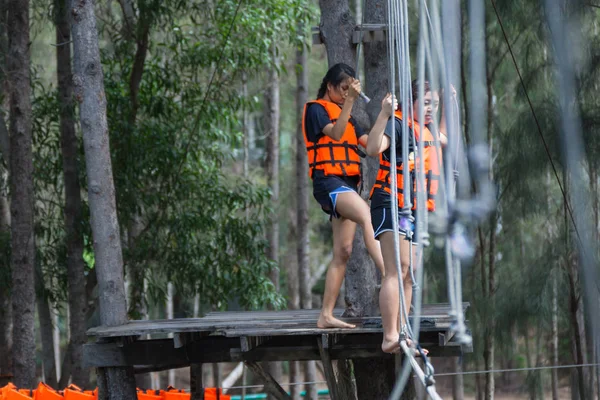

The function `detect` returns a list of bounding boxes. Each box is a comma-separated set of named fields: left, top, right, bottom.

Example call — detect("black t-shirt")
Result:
left=304, top=102, right=366, bottom=143
left=371, top=117, right=415, bottom=209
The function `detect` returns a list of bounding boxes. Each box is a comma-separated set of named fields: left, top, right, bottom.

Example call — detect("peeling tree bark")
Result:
left=70, top=0, right=136, bottom=398
left=7, top=0, right=36, bottom=388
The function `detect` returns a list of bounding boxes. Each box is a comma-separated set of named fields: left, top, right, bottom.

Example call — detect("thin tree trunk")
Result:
left=53, top=309, right=61, bottom=381
left=0, top=167, right=11, bottom=380
left=294, top=32, right=317, bottom=400
left=551, top=269, right=559, bottom=400
left=242, top=73, right=249, bottom=179
left=286, top=208, right=300, bottom=400
left=70, top=0, right=136, bottom=398
left=167, top=282, right=175, bottom=387
left=0, top=0, right=11, bottom=371
left=123, top=1, right=151, bottom=325
left=452, top=357, right=465, bottom=400
left=265, top=47, right=280, bottom=287
left=55, top=0, right=88, bottom=386
left=264, top=46, right=282, bottom=385
left=36, top=267, right=57, bottom=387
left=8, top=0, right=35, bottom=388
left=483, top=216, right=497, bottom=400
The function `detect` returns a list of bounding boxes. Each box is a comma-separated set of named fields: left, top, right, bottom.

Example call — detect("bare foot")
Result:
left=382, top=336, right=401, bottom=354
left=317, top=314, right=356, bottom=329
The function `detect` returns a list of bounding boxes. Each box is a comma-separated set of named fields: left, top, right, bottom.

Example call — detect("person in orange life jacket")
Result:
left=302, top=63, right=395, bottom=329
left=366, top=79, right=452, bottom=354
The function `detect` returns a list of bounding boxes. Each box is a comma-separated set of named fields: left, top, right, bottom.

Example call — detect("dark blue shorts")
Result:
left=371, top=207, right=418, bottom=244
left=312, top=174, right=360, bottom=218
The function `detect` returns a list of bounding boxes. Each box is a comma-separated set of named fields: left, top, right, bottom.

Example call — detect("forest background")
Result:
left=0, top=0, right=599, bottom=399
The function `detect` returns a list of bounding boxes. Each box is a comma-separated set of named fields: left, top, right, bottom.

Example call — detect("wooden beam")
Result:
left=85, top=332, right=467, bottom=369
left=245, top=362, right=291, bottom=400
left=312, top=23, right=389, bottom=45
left=240, top=336, right=271, bottom=352
left=317, top=334, right=340, bottom=400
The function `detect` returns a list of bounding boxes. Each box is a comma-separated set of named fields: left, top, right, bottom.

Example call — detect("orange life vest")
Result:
left=371, top=111, right=441, bottom=211
left=302, top=99, right=362, bottom=178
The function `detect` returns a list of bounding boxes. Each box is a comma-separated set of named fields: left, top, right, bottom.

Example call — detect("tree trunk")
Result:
left=123, top=0, right=151, bottom=325
left=55, top=0, right=88, bottom=386
left=294, top=32, right=317, bottom=400
left=167, top=282, right=176, bottom=387
left=551, top=269, right=559, bottom=400
left=286, top=202, right=300, bottom=399
left=265, top=48, right=281, bottom=287
left=0, top=161, right=11, bottom=382
left=36, top=273, right=57, bottom=387
left=70, top=0, right=136, bottom=398
left=483, top=215, right=497, bottom=400
left=0, top=0, right=11, bottom=377
left=452, top=357, right=465, bottom=400
left=264, top=46, right=282, bottom=385
left=8, top=0, right=36, bottom=388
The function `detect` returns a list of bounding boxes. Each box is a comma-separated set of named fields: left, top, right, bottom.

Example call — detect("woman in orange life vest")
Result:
left=366, top=80, right=451, bottom=353
left=302, top=63, right=395, bottom=329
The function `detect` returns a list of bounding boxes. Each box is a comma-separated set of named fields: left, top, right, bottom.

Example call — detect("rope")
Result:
left=435, top=362, right=600, bottom=377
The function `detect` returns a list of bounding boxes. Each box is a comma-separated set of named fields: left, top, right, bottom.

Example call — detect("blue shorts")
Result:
left=371, top=207, right=418, bottom=244
left=312, top=174, right=360, bottom=218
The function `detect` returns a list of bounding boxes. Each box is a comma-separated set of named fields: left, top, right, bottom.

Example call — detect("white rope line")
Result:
left=176, top=362, right=600, bottom=391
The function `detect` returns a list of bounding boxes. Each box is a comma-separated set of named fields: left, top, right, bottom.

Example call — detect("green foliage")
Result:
left=96, top=0, right=310, bottom=311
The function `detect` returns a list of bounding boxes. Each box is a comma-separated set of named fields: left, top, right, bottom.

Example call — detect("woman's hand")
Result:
left=347, top=78, right=362, bottom=101
left=381, top=93, right=397, bottom=117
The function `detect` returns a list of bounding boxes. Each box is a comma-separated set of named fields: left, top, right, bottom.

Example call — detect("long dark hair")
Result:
left=317, top=63, right=356, bottom=99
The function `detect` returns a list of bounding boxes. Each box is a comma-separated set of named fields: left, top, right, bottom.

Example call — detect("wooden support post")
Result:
left=190, top=363, right=204, bottom=400
left=245, top=362, right=291, bottom=400
left=317, top=334, right=340, bottom=400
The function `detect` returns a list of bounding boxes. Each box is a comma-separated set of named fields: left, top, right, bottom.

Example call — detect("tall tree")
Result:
left=0, top=0, right=12, bottom=381
left=70, top=0, right=136, bottom=398
left=7, top=0, right=36, bottom=388
left=295, top=32, right=318, bottom=400
left=55, top=0, right=88, bottom=386
left=264, top=44, right=283, bottom=384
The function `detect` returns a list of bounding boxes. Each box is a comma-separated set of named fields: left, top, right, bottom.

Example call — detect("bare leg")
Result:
left=400, top=242, right=428, bottom=355
left=334, top=191, right=385, bottom=275
left=379, top=232, right=401, bottom=353
left=317, top=217, right=357, bottom=329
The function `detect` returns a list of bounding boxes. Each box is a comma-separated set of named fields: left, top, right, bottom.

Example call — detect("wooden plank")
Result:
left=317, top=334, right=340, bottom=400
left=87, top=303, right=470, bottom=338
left=190, top=364, right=204, bottom=400
left=245, top=362, right=291, bottom=400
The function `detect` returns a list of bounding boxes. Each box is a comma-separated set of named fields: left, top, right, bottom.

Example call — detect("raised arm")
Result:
left=322, top=78, right=362, bottom=141
left=366, top=93, right=395, bottom=156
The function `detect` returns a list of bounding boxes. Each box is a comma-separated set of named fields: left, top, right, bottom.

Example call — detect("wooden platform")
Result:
left=84, top=303, right=470, bottom=371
